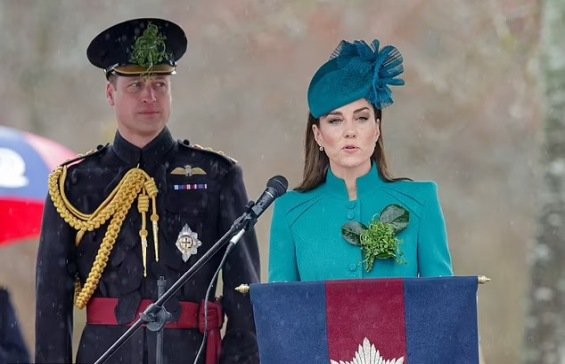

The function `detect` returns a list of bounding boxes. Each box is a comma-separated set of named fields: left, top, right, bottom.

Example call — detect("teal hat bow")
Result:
left=307, top=39, right=405, bottom=118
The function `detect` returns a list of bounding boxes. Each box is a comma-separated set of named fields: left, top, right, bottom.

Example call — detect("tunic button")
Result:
left=349, top=264, right=357, bottom=272
left=347, top=211, right=355, bottom=219
left=348, top=202, right=356, bottom=209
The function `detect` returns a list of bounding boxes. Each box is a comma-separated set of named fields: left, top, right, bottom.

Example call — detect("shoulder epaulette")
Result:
left=178, top=139, right=237, bottom=164
left=60, top=143, right=109, bottom=167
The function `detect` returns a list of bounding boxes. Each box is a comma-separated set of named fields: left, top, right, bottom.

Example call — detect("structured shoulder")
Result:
left=391, top=179, right=438, bottom=195
left=177, top=139, right=237, bottom=165
left=383, top=180, right=440, bottom=209
left=274, top=188, right=322, bottom=216
left=60, top=143, right=109, bottom=167
left=391, top=180, right=437, bottom=191
left=277, top=190, right=313, bottom=206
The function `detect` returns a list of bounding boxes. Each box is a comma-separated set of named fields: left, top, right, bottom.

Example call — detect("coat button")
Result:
left=349, top=264, right=357, bottom=272
left=347, top=211, right=355, bottom=219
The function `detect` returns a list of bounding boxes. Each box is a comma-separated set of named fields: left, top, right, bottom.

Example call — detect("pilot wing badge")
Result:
left=175, top=224, right=202, bottom=262
left=170, top=165, right=207, bottom=176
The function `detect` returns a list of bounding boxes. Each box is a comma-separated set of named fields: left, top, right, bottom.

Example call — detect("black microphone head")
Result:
left=267, top=175, right=288, bottom=197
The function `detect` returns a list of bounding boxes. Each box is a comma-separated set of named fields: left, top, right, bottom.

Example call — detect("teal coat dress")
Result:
left=269, top=164, right=453, bottom=282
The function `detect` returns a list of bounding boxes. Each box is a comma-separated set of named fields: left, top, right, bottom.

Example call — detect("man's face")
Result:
left=106, top=74, right=172, bottom=146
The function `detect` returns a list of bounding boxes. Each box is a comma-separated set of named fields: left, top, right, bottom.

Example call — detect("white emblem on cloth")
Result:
left=330, top=337, right=404, bottom=364
left=175, top=224, right=202, bottom=262
left=0, top=148, right=28, bottom=188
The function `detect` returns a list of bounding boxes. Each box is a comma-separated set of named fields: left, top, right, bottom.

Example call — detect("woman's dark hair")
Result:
left=296, top=107, right=400, bottom=192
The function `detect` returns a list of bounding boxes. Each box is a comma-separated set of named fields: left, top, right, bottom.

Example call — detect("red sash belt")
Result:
left=87, top=297, right=223, bottom=364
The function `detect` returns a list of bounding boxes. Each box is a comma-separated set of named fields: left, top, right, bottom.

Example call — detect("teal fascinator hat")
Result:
left=307, top=39, right=405, bottom=118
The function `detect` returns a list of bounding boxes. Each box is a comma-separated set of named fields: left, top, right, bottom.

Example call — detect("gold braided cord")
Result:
left=47, top=166, right=160, bottom=309
left=75, top=198, right=132, bottom=309
left=145, top=179, right=160, bottom=261
left=138, top=194, right=149, bottom=277
left=55, top=165, right=119, bottom=222
left=49, top=166, right=129, bottom=244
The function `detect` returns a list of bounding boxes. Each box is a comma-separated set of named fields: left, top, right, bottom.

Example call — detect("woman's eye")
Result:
left=328, top=118, right=342, bottom=124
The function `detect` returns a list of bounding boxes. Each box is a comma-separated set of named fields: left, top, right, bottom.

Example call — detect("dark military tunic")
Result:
left=35, top=128, right=260, bottom=364
left=0, top=288, right=30, bottom=364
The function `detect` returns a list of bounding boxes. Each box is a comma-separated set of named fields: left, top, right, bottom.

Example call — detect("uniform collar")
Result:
left=113, top=127, right=175, bottom=170
left=323, top=163, right=385, bottom=200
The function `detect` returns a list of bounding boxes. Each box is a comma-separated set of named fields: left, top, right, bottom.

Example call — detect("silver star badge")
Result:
left=175, top=224, right=202, bottom=262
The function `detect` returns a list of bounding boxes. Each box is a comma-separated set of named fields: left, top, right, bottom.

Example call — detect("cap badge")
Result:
left=129, top=22, right=169, bottom=70
left=175, top=224, right=202, bottom=262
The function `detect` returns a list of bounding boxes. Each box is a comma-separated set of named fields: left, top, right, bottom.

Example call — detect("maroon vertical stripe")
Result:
left=326, top=279, right=407, bottom=362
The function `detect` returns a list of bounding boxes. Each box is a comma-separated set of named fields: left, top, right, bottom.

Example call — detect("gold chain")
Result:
left=48, top=165, right=159, bottom=309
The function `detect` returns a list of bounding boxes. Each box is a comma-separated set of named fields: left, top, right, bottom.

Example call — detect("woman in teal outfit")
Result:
left=269, top=39, right=453, bottom=282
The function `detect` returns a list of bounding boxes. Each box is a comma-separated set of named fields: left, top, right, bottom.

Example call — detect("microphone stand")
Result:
left=153, top=277, right=169, bottom=364
left=94, top=201, right=257, bottom=364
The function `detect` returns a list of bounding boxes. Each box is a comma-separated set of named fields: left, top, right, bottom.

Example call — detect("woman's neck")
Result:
left=345, top=180, right=357, bottom=201
left=330, top=162, right=372, bottom=201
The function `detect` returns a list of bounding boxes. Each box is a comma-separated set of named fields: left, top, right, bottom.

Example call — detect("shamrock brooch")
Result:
left=342, top=204, right=409, bottom=272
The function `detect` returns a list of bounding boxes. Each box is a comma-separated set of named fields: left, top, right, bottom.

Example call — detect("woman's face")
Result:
left=313, top=99, right=380, bottom=179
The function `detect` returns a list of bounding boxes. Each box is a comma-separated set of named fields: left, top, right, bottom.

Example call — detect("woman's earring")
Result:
left=319, top=145, right=324, bottom=152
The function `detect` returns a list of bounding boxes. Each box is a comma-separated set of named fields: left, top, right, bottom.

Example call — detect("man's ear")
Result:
left=106, top=83, right=115, bottom=106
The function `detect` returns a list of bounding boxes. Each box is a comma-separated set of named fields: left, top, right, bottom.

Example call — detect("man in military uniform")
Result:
left=35, top=18, right=260, bottom=364
left=1, top=287, right=30, bottom=363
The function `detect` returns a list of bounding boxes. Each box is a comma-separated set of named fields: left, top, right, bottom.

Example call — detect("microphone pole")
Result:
left=229, top=175, right=289, bottom=245
left=94, top=175, right=288, bottom=364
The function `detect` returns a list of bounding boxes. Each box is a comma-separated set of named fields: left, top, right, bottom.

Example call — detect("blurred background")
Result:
left=0, top=0, right=552, bottom=362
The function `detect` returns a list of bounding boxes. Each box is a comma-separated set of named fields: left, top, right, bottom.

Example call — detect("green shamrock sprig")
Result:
left=342, top=204, right=409, bottom=272
left=129, top=23, right=170, bottom=70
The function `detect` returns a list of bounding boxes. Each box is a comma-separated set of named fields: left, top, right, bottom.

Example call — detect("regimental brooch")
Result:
left=175, top=224, right=202, bottom=262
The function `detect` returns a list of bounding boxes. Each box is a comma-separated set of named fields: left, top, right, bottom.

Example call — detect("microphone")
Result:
left=229, top=175, right=288, bottom=243
left=249, top=175, right=288, bottom=220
